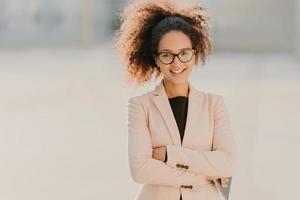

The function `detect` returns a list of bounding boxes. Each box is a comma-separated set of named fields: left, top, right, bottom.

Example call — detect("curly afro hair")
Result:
left=114, top=0, right=212, bottom=86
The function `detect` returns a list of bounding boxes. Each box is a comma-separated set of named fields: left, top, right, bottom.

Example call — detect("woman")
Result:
left=114, top=0, right=238, bottom=199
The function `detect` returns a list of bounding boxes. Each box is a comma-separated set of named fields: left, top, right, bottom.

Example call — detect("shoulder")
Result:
left=191, top=88, right=228, bottom=113
left=126, top=92, right=152, bottom=121
left=193, top=88, right=224, bottom=104
left=127, top=91, right=152, bottom=113
left=127, top=91, right=151, bottom=104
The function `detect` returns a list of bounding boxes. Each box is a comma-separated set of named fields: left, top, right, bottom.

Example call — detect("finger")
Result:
left=222, top=177, right=228, bottom=183
left=221, top=178, right=227, bottom=188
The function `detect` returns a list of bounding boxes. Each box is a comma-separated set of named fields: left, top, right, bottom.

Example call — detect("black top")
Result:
left=169, top=96, right=189, bottom=143
left=165, top=96, right=188, bottom=162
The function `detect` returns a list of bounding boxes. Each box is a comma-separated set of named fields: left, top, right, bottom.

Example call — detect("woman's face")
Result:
left=154, top=30, right=196, bottom=85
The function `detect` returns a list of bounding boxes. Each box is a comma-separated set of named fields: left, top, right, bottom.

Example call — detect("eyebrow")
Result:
left=159, top=47, right=193, bottom=53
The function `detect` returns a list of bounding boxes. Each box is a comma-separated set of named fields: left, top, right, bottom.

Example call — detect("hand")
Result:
left=152, top=146, right=167, bottom=161
left=219, top=177, right=229, bottom=188
left=207, top=176, right=229, bottom=188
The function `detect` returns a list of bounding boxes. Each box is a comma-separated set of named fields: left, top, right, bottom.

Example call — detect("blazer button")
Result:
left=188, top=185, right=193, bottom=189
left=180, top=185, right=187, bottom=188
left=176, top=164, right=185, bottom=168
left=184, top=165, right=189, bottom=169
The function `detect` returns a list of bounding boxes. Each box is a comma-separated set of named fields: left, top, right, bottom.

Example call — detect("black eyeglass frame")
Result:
left=153, top=49, right=196, bottom=65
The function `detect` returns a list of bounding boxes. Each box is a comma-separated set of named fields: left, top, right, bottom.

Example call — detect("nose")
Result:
left=172, top=55, right=181, bottom=66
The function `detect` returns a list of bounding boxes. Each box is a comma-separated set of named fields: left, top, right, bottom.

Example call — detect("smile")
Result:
left=170, top=68, right=186, bottom=74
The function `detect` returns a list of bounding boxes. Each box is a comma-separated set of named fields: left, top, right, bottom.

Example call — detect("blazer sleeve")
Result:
left=165, top=95, right=238, bottom=179
left=127, top=96, right=208, bottom=189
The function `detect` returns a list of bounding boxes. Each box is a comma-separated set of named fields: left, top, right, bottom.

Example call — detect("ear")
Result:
left=153, top=55, right=159, bottom=67
left=194, top=54, right=199, bottom=66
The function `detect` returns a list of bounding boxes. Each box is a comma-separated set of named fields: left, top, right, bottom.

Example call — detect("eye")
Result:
left=160, top=52, right=172, bottom=58
left=180, top=49, right=193, bottom=55
left=180, top=51, right=188, bottom=56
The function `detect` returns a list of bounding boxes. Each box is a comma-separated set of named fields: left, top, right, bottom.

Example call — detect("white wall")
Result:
left=200, top=0, right=294, bottom=52
left=295, top=0, right=300, bottom=60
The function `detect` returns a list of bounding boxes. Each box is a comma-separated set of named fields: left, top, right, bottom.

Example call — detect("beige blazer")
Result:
left=127, top=79, right=238, bottom=200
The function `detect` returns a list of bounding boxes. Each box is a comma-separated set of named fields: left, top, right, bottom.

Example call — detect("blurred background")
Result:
left=0, top=0, right=299, bottom=199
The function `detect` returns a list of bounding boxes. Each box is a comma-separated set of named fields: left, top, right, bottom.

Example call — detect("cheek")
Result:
left=189, top=56, right=197, bottom=65
left=185, top=59, right=195, bottom=69
left=160, top=66, right=170, bottom=74
left=187, top=59, right=196, bottom=69
left=155, top=59, right=164, bottom=69
left=155, top=60, right=168, bottom=72
left=185, top=62, right=196, bottom=74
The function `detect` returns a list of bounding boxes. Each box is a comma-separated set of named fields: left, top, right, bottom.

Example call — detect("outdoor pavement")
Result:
left=0, top=44, right=299, bottom=200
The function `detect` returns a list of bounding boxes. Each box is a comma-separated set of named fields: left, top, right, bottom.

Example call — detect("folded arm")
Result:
left=165, top=95, right=238, bottom=179
left=127, top=97, right=208, bottom=189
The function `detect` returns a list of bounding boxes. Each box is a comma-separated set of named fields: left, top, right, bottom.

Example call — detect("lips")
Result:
left=170, top=68, right=186, bottom=74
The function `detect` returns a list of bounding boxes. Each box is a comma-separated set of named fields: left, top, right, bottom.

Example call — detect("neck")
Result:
left=163, top=79, right=189, bottom=98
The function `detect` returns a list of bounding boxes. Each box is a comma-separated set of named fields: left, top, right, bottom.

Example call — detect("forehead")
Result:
left=158, top=30, right=192, bottom=52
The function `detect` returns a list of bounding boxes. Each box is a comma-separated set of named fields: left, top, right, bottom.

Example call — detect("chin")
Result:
left=166, top=77, right=188, bottom=84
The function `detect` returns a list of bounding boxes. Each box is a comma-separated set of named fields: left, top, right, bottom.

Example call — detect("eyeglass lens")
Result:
left=158, top=49, right=194, bottom=64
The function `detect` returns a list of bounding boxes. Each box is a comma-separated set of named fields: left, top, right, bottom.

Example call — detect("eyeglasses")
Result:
left=155, top=49, right=196, bottom=65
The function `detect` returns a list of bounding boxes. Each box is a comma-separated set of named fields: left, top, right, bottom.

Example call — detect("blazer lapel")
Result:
left=182, top=83, right=199, bottom=147
left=152, top=80, right=181, bottom=146
left=151, top=79, right=199, bottom=147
